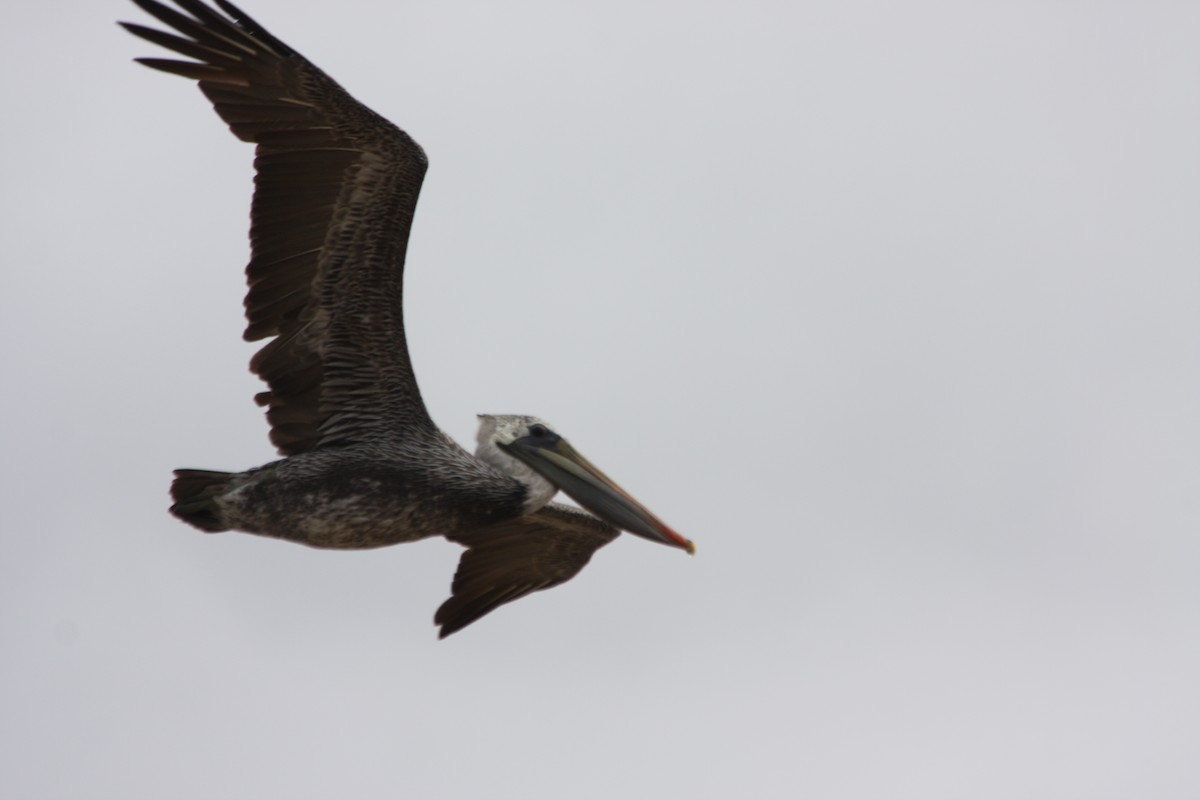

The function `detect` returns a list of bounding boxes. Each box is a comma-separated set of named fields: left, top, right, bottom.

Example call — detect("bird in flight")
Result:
left=122, top=0, right=694, bottom=637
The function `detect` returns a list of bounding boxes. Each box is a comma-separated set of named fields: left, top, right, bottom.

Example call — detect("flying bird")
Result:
left=122, top=0, right=693, bottom=637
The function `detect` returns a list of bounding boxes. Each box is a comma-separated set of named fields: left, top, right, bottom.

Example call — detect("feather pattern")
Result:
left=124, top=0, right=432, bottom=455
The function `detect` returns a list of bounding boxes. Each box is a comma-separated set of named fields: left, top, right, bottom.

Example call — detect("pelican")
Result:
left=122, top=0, right=693, bottom=637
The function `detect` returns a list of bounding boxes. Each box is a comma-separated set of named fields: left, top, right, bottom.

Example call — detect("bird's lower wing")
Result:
left=436, top=504, right=619, bottom=638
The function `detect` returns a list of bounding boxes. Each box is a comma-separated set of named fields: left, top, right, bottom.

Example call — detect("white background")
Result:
left=3, top=1, right=1198, bottom=797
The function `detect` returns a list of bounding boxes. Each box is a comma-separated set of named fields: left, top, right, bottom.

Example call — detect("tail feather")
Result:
left=170, top=469, right=234, bottom=532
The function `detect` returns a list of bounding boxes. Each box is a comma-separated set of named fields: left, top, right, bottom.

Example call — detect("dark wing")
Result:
left=123, top=0, right=435, bottom=454
left=436, top=504, right=621, bottom=638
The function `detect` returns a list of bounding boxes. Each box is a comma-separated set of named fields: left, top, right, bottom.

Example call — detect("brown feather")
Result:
left=127, top=0, right=433, bottom=455
left=436, top=504, right=620, bottom=638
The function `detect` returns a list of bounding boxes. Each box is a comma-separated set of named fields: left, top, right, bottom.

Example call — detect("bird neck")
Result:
left=475, top=437, right=558, bottom=514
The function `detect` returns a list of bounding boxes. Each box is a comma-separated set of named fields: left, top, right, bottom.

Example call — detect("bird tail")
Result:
left=169, top=469, right=234, bottom=532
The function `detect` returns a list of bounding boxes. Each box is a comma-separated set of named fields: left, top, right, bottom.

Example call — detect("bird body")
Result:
left=171, top=437, right=528, bottom=550
left=123, top=0, right=692, bottom=637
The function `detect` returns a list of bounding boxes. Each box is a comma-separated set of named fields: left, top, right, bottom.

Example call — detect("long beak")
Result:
left=503, top=435, right=695, bottom=554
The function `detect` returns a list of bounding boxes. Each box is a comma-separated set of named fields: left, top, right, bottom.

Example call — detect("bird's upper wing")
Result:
left=123, top=0, right=435, bottom=454
left=436, top=503, right=621, bottom=638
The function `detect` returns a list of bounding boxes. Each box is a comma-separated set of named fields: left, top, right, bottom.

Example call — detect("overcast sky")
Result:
left=3, top=0, right=1199, bottom=797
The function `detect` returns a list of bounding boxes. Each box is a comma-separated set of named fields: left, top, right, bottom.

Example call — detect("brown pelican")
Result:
left=122, top=0, right=693, bottom=637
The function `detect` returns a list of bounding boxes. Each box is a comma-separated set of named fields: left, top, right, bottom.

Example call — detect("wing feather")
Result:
left=123, top=0, right=435, bottom=454
left=435, top=504, right=621, bottom=638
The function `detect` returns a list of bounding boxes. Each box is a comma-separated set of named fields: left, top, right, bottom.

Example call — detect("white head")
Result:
left=475, top=414, right=559, bottom=512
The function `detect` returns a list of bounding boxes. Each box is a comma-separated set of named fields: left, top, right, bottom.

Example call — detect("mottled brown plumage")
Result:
left=124, top=0, right=690, bottom=638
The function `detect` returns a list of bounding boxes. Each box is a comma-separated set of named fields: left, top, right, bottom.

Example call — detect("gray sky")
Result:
left=3, top=0, right=1199, bottom=797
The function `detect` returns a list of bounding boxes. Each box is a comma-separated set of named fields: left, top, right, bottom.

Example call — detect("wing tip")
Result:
left=433, top=602, right=471, bottom=639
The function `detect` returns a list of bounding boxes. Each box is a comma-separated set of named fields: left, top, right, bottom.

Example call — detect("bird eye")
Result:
left=529, top=423, right=549, bottom=438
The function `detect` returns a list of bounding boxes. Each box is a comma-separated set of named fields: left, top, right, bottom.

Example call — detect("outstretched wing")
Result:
left=436, top=504, right=621, bottom=638
left=123, top=0, right=435, bottom=454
